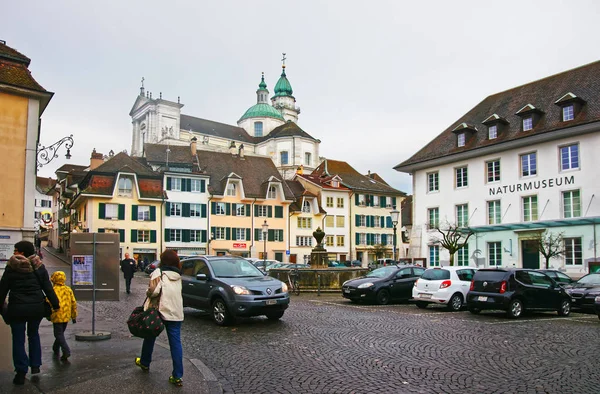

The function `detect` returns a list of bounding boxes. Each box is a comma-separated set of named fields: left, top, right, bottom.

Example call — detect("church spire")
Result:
left=256, top=72, right=269, bottom=104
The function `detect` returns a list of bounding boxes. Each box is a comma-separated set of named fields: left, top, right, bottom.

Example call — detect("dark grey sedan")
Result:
left=181, top=256, right=290, bottom=325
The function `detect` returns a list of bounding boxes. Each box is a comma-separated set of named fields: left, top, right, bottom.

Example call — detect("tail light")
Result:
left=413, top=279, right=418, bottom=287
left=470, top=281, right=474, bottom=291
left=440, top=280, right=451, bottom=289
left=499, top=281, right=507, bottom=294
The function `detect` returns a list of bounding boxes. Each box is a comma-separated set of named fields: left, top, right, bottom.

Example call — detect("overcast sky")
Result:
left=5, top=0, right=600, bottom=194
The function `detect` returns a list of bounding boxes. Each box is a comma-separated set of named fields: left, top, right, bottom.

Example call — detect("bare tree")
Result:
left=527, top=230, right=566, bottom=269
left=372, top=243, right=389, bottom=260
left=430, top=222, right=474, bottom=266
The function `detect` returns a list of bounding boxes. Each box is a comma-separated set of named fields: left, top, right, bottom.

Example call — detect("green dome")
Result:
left=273, top=69, right=293, bottom=98
left=258, top=74, right=267, bottom=90
left=239, top=103, right=284, bottom=122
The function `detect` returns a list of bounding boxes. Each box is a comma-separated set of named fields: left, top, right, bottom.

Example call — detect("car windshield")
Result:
left=211, top=258, right=264, bottom=278
left=366, top=266, right=397, bottom=278
left=421, top=269, right=450, bottom=280
left=576, top=273, right=600, bottom=286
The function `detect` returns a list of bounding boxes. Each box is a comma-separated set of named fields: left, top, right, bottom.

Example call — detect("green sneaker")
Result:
left=135, top=358, right=149, bottom=372
left=169, top=376, right=183, bottom=387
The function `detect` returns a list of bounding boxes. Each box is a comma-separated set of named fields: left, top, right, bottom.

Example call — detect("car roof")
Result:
left=424, top=266, right=477, bottom=271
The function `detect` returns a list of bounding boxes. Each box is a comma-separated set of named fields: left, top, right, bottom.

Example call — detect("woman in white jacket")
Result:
left=135, top=249, right=184, bottom=386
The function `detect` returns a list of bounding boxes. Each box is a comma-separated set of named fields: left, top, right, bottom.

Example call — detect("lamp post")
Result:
left=390, top=207, right=400, bottom=262
left=261, top=220, right=269, bottom=270
left=37, top=135, right=74, bottom=168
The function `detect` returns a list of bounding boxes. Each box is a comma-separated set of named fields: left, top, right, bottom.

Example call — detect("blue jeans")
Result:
left=140, top=320, right=183, bottom=379
left=10, top=319, right=42, bottom=373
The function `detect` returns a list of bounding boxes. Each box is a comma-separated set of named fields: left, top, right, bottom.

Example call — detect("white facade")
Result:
left=34, top=188, right=53, bottom=231
left=412, top=128, right=600, bottom=275
left=320, top=189, right=351, bottom=261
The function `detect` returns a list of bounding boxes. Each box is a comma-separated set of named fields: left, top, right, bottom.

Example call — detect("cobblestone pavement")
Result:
left=41, top=253, right=600, bottom=394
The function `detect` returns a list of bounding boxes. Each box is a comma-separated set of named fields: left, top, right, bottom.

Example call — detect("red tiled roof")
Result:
left=36, top=176, right=56, bottom=193
left=395, top=60, right=600, bottom=171
left=0, top=42, right=31, bottom=65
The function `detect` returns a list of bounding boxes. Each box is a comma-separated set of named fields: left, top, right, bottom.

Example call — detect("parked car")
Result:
left=344, top=260, right=362, bottom=267
left=265, top=261, right=289, bottom=271
left=144, top=260, right=160, bottom=275
left=595, top=296, right=600, bottom=320
left=252, top=259, right=282, bottom=272
left=412, top=266, right=477, bottom=311
left=537, top=269, right=575, bottom=286
left=328, top=261, right=346, bottom=268
left=181, top=256, right=290, bottom=325
left=341, top=265, right=426, bottom=305
left=566, top=273, right=600, bottom=311
left=467, top=268, right=571, bottom=319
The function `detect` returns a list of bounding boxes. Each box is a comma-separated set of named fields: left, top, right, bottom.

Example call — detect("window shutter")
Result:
left=182, top=203, right=190, bottom=217
left=166, top=177, right=172, bottom=190
left=382, top=234, right=387, bottom=245
left=366, top=216, right=371, bottom=228
left=226, top=203, right=231, bottom=216
left=380, top=216, right=385, bottom=228
left=211, top=227, right=216, bottom=239
left=165, top=202, right=171, bottom=217
left=98, top=228, right=105, bottom=233
left=201, top=180, right=206, bottom=192
left=201, top=204, right=207, bottom=218
left=355, top=215, right=360, bottom=226
left=211, top=202, right=216, bottom=214
left=150, top=230, right=156, bottom=243
left=268, top=206, right=273, bottom=218
left=232, top=204, right=237, bottom=216
left=386, top=216, right=392, bottom=228
left=355, top=194, right=359, bottom=205
left=381, top=196, right=387, bottom=208
left=118, top=229, right=125, bottom=243
left=131, top=230, right=138, bottom=243
left=186, top=179, right=192, bottom=192
left=356, top=233, right=360, bottom=245
left=201, top=230, right=207, bottom=243
left=164, top=229, right=171, bottom=242
left=245, top=204, right=251, bottom=216
left=99, top=203, right=105, bottom=219
left=118, top=204, right=125, bottom=220
left=254, top=205, right=259, bottom=217
left=275, top=206, right=283, bottom=218
left=131, top=205, right=138, bottom=220
left=182, top=229, right=190, bottom=243
left=226, top=227, right=231, bottom=240
left=268, top=229, right=275, bottom=242
left=150, top=206, right=156, bottom=221
left=246, top=228, right=251, bottom=241
left=392, top=197, right=397, bottom=207
left=255, top=229, right=260, bottom=241
left=370, top=216, right=375, bottom=227
left=278, top=230, right=283, bottom=241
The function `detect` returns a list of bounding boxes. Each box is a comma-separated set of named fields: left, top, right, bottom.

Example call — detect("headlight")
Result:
left=232, top=285, right=251, bottom=295
left=595, top=296, right=600, bottom=302
left=588, top=292, right=600, bottom=297
left=281, top=282, right=288, bottom=293
left=358, top=282, right=374, bottom=289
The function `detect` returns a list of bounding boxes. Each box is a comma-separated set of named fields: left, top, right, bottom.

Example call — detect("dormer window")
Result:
left=226, top=183, right=237, bottom=196
left=452, top=123, right=477, bottom=148
left=302, top=200, right=311, bottom=213
left=488, top=125, right=497, bottom=139
left=332, top=180, right=339, bottom=188
left=118, top=177, right=133, bottom=197
left=555, top=93, right=585, bottom=123
left=267, top=186, right=277, bottom=199
left=482, top=113, right=508, bottom=140
left=516, top=104, right=544, bottom=132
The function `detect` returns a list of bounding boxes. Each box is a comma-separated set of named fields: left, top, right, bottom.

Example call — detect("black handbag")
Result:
left=127, top=303, right=165, bottom=339
left=30, top=263, right=54, bottom=320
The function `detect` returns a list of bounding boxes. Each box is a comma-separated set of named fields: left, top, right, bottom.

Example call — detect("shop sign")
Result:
left=233, top=243, right=247, bottom=248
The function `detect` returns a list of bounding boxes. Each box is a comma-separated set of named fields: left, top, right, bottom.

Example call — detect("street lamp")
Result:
left=390, top=207, right=400, bottom=262
left=262, top=220, right=269, bottom=269
left=37, top=135, right=74, bottom=168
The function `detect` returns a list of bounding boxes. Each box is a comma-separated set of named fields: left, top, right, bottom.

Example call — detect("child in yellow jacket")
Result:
left=50, top=271, right=77, bottom=360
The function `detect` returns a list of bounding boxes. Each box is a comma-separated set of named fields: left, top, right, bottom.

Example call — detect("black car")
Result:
left=566, top=273, right=600, bottom=311
left=595, top=295, right=600, bottom=320
left=144, top=260, right=160, bottom=275
left=181, top=256, right=290, bottom=325
left=537, top=269, right=575, bottom=286
left=467, top=268, right=571, bottom=319
left=341, top=265, right=426, bottom=305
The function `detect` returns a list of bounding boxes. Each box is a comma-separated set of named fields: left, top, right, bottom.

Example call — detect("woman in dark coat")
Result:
left=0, top=240, right=59, bottom=385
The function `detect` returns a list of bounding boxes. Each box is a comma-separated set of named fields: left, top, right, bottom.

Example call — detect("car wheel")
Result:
left=447, top=293, right=463, bottom=312
left=266, top=311, right=285, bottom=320
left=376, top=289, right=390, bottom=305
left=415, top=301, right=428, bottom=309
left=468, top=307, right=481, bottom=315
left=557, top=299, right=571, bottom=316
left=507, top=299, right=524, bottom=319
left=212, top=297, right=233, bottom=326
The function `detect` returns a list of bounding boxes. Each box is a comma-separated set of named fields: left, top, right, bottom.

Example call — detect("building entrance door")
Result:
left=521, top=240, right=540, bottom=269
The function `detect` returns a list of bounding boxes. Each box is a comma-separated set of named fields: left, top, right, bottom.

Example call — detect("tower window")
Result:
left=254, top=122, right=263, bottom=137
left=280, top=151, right=289, bottom=165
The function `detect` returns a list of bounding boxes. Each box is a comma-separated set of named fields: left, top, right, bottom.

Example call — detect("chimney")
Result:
left=190, top=137, right=197, bottom=156
left=238, top=144, right=244, bottom=158
left=229, top=140, right=237, bottom=155
left=90, top=148, right=104, bottom=170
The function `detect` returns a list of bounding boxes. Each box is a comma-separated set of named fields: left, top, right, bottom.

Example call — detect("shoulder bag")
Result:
left=127, top=271, right=165, bottom=339
left=30, top=263, right=53, bottom=320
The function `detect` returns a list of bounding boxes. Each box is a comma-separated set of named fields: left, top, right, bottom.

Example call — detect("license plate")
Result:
left=477, top=296, right=488, bottom=302
left=266, top=299, right=277, bottom=305
left=420, top=294, right=432, bottom=299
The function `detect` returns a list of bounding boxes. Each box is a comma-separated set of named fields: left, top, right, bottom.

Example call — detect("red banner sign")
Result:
left=233, top=243, right=247, bottom=249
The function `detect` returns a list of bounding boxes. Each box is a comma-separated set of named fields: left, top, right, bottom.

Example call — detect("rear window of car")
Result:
left=473, top=270, right=508, bottom=282
left=421, top=269, right=450, bottom=280
left=577, top=273, right=600, bottom=286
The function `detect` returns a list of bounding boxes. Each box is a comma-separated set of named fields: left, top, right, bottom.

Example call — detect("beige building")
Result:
left=0, top=41, right=53, bottom=259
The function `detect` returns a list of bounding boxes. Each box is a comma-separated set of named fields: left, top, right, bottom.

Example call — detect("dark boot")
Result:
left=13, top=372, right=26, bottom=385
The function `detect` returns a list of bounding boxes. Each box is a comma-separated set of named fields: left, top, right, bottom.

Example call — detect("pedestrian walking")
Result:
left=49, top=271, right=77, bottom=361
left=135, top=249, right=184, bottom=386
left=120, top=253, right=136, bottom=294
left=0, top=240, right=60, bottom=385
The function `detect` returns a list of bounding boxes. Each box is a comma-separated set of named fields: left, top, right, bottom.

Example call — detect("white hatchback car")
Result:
left=412, top=266, right=477, bottom=311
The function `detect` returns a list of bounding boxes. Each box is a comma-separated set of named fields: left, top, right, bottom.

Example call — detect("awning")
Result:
left=467, top=216, right=600, bottom=233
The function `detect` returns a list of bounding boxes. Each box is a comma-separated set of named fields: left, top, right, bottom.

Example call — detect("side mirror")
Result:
left=196, top=273, right=208, bottom=281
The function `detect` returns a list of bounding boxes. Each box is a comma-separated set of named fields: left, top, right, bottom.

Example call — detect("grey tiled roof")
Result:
left=181, top=114, right=254, bottom=143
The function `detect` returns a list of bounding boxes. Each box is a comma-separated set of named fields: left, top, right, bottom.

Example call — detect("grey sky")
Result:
left=5, top=0, right=600, bottom=194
